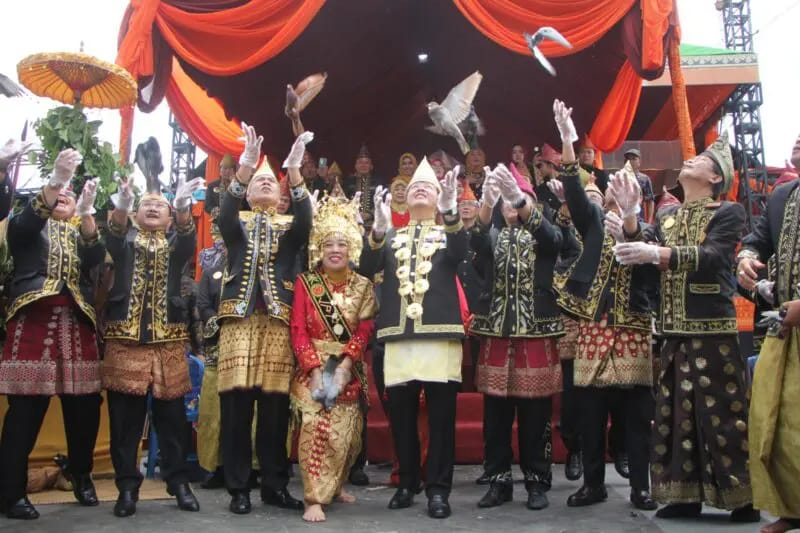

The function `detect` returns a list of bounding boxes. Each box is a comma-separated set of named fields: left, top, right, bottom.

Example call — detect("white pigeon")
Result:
left=523, top=27, right=573, bottom=77
left=426, top=71, right=483, bottom=155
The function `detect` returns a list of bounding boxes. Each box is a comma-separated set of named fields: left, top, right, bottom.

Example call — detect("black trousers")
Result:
left=108, top=390, right=189, bottom=492
left=220, top=389, right=290, bottom=494
left=577, top=386, right=653, bottom=491
left=371, top=340, right=389, bottom=415
left=387, top=380, right=458, bottom=497
left=0, top=394, right=101, bottom=502
left=483, top=395, right=552, bottom=489
left=559, top=359, right=581, bottom=453
left=607, top=393, right=627, bottom=458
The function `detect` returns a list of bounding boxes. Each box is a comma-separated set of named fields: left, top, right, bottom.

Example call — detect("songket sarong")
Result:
left=574, top=319, right=653, bottom=387
left=217, top=312, right=294, bottom=394
left=0, top=295, right=100, bottom=396
left=102, top=340, right=190, bottom=400
left=651, top=335, right=752, bottom=509
left=557, top=316, right=579, bottom=360
left=749, top=328, right=800, bottom=518
left=476, top=337, right=561, bottom=398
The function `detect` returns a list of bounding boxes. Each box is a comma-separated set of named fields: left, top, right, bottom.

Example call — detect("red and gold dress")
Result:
left=290, top=270, right=377, bottom=506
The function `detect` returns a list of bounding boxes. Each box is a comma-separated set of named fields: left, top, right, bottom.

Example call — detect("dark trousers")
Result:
left=608, top=393, right=627, bottom=458
left=577, top=386, right=653, bottom=491
left=387, top=380, right=458, bottom=497
left=483, top=395, right=552, bottom=489
left=559, top=359, right=581, bottom=452
left=108, top=390, right=189, bottom=492
left=220, top=389, right=290, bottom=494
left=371, top=340, right=388, bottom=415
left=0, top=393, right=101, bottom=502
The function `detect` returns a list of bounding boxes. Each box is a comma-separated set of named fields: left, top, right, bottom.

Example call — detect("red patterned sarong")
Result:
left=476, top=337, right=562, bottom=398
left=0, top=295, right=100, bottom=396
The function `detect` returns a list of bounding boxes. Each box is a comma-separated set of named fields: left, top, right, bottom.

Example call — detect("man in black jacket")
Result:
left=0, top=150, right=104, bottom=519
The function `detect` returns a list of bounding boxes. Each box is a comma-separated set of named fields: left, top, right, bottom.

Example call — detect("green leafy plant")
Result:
left=32, top=105, right=131, bottom=209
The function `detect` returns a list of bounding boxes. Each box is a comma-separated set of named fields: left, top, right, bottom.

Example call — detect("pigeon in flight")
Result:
left=426, top=71, right=483, bottom=155
left=524, top=27, right=573, bottom=76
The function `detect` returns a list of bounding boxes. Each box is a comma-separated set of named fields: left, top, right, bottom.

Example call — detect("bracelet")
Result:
left=228, top=179, right=246, bottom=199
left=512, top=197, right=527, bottom=209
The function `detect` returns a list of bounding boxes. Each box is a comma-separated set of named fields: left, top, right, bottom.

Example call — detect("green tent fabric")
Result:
left=680, top=43, right=739, bottom=56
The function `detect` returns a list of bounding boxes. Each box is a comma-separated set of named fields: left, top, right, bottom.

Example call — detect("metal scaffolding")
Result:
left=720, top=0, right=769, bottom=229
left=169, top=112, right=196, bottom=194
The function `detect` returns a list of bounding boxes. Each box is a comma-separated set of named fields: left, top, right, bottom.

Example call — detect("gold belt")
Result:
left=311, top=339, right=345, bottom=356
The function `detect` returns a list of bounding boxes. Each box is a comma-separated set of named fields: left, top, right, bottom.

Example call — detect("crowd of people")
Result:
left=0, top=98, right=798, bottom=533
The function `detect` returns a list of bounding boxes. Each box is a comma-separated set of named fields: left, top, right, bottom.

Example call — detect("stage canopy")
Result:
left=117, top=0, right=681, bottom=175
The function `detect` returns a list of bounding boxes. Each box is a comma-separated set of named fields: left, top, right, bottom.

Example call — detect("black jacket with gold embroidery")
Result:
left=197, top=265, right=223, bottom=364
left=217, top=183, right=312, bottom=324
left=638, top=198, right=746, bottom=336
left=470, top=205, right=563, bottom=338
left=103, top=218, right=196, bottom=344
left=359, top=218, right=468, bottom=342
left=0, top=175, right=13, bottom=221
left=6, top=190, right=105, bottom=325
left=556, top=166, right=657, bottom=331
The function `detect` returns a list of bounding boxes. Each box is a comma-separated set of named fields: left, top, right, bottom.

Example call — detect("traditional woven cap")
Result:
left=701, top=131, right=734, bottom=194
left=328, top=161, right=343, bottom=177
left=308, top=195, right=363, bottom=269
left=458, top=180, right=477, bottom=202
left=220, top=153, right=235, bottom=168
left=540, top=143, right=561, bottom=166
left=253, top=156, right=276, bottom=179
left=579, top=134, right=595, bottom=151
left=407, top=157, right=441, bottom=193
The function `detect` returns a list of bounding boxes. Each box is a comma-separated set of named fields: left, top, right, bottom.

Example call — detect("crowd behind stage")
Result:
left=0, top=100, right=799, bottom=533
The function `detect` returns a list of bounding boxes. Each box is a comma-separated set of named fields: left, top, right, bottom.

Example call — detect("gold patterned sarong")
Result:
left=749, top=329, right=800, bottom=518
left=102, top=340, right=190, bottom=400
left=217, top=312, right=294, bottom=393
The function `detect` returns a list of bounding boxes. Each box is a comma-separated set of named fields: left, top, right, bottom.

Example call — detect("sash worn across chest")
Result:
left=300, top=272, right=353, bottom=342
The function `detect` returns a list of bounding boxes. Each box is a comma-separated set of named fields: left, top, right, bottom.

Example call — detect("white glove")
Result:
left=238, top=121, right=264, bottom=168
left=0, top=139, right=36, bottom=171
left=755, top=279, right=775, bottom=306
left=111, top=176, right=135, bottom=212
left=76, top=178, right=99, bottom=216
left=613, top=242, right=661, bottom=265
left=372, top=186, right=392, bottom=235
left=282, top=131, right=315, bottom=169
left=547, top=179, right=566, bottom=203
left=553, top=99, right=578, bottom=143
left=494, top=163, right=525, bottom=206
left=49, top=148, right=82, bottom=189
left=608, top=171, right=641, bottom=219
left=309, top=189, right=320, bottom=214
left=481, top=172, right=501, bottom=209
left=174, top=175, right=205, bottom=210
left=604, top=210, right=624, bottom=242
left=437, top=165, right=459, bottom=214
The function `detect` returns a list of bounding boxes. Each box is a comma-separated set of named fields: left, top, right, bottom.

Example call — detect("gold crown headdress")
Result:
left=308, top=195, right=364, bottom=269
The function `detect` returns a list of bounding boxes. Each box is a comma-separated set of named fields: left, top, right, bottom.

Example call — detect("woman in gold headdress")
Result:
left=290, top=196, right=377, bottom=522
left=390, top=153, right=417, bottom=229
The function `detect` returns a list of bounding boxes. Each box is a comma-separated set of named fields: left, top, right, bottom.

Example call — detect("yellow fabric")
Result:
left=749, top=329, right=800, bottom=518
left=0, top=392, right=113, bottom=473
left=384, top=339, right=462, bottom=386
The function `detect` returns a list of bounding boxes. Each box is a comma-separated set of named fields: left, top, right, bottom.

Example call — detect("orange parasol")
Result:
left=16, top=52, right=137, bottom=109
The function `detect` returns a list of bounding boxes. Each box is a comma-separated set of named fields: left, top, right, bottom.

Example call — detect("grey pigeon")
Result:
left=523, top=27, right=573, bottom=76
left=134, top=137, right=165, bottom=194
left=462, top=105, right=486, bottom=151
left=426, top=71, right=483, bottom=155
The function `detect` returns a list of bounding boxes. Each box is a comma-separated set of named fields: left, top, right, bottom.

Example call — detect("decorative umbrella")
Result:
left=16, top=52, right=136, bottom=109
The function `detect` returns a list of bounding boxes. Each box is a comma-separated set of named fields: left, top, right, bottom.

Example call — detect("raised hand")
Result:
left=494, top=163, right=525, bottom=206
left=76, top=178, right=99, bottom=216
left=238, top=122, right=264, bottom=169
left=613, top=241, right=661, bottom=265
left=604, top=210, right=624, bottom=242
left=174, top=175, right=205, bottom=210
left=481, top=169, right=501, bottom=208
left=309, top=189, right=321, bottom=214
left=553, top=99, right=577, bottom=143
left=547, top=178, right=566, bottom=203
left=49, top=148, right=82, bottom=189
left=111, top=174, right=135, bottom=212
left=282, top=131, right=315, bottom=169
left=437, top=165, right=459, bottom=214
left=0, top=139, right=37, bottom=171
left=372, top=186, right=392, bottom=235
left=608, top=171, right=640, bottom=219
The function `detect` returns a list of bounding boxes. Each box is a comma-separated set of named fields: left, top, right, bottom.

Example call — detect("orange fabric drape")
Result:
left=667, top=38, right=695, bottom=160
left=589, top=61, right=643, bottom=153
left=641, top=0, right=675, bottom=71
left=643, top=84, right=735, bottom=142
left=452, top=0, right=637, bottom=56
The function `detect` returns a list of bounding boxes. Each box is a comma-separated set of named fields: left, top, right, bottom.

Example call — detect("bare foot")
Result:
left=761, top=519, right=797, bottom=533
left=336, top=490, right=356, bottom=503
left=302, top=504, right=326, bottom=522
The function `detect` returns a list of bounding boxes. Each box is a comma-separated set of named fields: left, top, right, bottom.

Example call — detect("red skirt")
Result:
left=0, top=295, right=100, bottom=396
left=476, top=337, right=562, bottom=398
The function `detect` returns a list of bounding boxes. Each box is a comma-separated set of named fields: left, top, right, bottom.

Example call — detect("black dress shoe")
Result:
left=730, top=503, right=760, bottom=523
left=475, top=471, right=491, bottom=485
left=229, top=492, right=251, bottom=515
left=427, top=494, right=451, bottom=519
left=261, top=487, right=303, bottom=511
left=567, top=485, right=608, bottom=507
left=614, top=453, right=630, bottom=479
left=565, top=451, right=583, bottom=481
left=630, top=489, right=657, bottom=510
left=168, top=483, right=200, bottom=512
left=654, top=502, right=701, bottom=519
left=114, top=490, right=138, bottom=518
left=72, top=474, right=99, bottom=506
left=388, top=488, right=414, bottom=509
left=5, top=497, right=39, bottom=520
left=349, top=467, right=370, bottom=486
left=477, top=483, right=512, bottom=508
left=526, top=485, right=549, bottom=510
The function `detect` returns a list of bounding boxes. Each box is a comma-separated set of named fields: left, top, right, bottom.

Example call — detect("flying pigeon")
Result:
left=284, top=72, right=328, bottom=117
left=426, top=71, right=483, bottom=155
left=523, top=27, right=573, bottom=76
left=134, top=137, right=165, bottom=194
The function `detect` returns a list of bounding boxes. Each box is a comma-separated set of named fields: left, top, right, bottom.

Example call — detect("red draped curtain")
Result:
left=117, top=0, right=679, bottom=159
